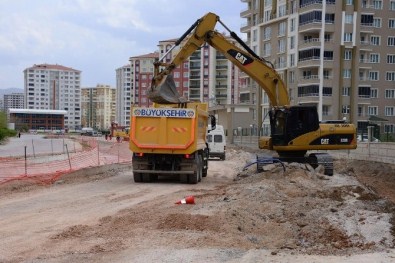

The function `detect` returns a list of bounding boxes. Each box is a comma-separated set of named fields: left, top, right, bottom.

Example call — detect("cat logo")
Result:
left=227, top=49, right=253, bottom=66
left=321, top=138, right=329, bottom=145
left=235, top=52, right=247, bottom=64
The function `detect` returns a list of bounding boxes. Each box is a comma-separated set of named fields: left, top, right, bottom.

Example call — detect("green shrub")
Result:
left=0, top=128, right=17, bottom=141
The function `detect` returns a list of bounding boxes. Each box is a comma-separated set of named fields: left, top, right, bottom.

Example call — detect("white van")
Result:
left=207, top=125, right=226, bottom=160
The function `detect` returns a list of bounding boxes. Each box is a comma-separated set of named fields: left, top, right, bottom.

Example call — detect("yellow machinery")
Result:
left=110, top=122, right=130, bottom=141
left=146, top=12, right=357, bottom=175
left=129, top=103, right=215, bottom=183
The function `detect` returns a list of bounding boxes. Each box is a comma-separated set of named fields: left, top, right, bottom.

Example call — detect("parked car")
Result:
left=357, top=135, right=380, bottom=142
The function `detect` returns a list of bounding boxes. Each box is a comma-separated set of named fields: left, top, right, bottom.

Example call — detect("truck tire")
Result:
left=188, top=155, right=201, bottom=184
left=133, top=173, right=142, bottom=182
left=202, top=148, right=209, bottom=177
left=198, top=155, right=203, bottom=182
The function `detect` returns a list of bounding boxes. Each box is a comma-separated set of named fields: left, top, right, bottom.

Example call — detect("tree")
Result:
left=0, top=110, right=17, bottom=141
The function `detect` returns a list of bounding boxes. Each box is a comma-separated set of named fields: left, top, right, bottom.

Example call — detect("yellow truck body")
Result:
left=129, top=102, right=212, bottom=184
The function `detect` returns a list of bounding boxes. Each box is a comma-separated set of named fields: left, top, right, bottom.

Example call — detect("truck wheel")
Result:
left=143, top=174, right=152, bottom=182
left=188, top=156, right=200, bottom=184
left=202, top=149, right=208, bottom=177
left=133, top=173, right=142, bottom=182
left=198, top=155, right=203, bottom=182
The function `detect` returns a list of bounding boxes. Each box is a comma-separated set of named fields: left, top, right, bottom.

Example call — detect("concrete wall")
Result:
left=232, top=136, right=395, bottom=165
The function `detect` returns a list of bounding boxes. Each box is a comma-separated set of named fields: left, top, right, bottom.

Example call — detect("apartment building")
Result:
left=240, top=0, right=395, bottom=136
left=115, top=65, right=132, bottom=126
left=23, top=64, right=82, bottom=130
left=3, top=93, right=24, bottom=112
left=129, top=52, right=158, bottom=109
left=81, top=84, right=116, bottom=130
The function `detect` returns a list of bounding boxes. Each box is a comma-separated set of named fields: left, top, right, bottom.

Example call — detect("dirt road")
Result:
left=0, top=145, right=395, bottom=262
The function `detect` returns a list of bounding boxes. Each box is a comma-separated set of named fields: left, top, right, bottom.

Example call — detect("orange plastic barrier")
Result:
left=0, top=138, right=133, bottom=185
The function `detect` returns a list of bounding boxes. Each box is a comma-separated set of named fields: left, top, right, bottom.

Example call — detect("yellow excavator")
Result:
left=149, top=12, right=357, bottom=175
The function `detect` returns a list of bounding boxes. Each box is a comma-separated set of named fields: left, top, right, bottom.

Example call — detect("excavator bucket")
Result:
left=148, top=75, right=187, bottom=104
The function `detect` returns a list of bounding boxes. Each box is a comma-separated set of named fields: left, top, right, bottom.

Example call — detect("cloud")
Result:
left=0, top=0, right=246, bottom=89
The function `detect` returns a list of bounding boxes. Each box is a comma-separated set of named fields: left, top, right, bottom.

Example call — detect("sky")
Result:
left=0, top=0, right=246, bottom=90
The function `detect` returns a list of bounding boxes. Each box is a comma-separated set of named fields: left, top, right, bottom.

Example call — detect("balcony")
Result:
left=298, top=58, right=320, bottom=68
left=299, top=38, right=321, bottom=49
left=216, top=74, right=228, bottom=79
left=298, top=75, right=320, bottom=85
left=216, top=65, right=228, bottom=69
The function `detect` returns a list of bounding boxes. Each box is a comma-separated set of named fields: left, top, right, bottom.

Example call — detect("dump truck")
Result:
left=129, top=102, right=215, bottom=184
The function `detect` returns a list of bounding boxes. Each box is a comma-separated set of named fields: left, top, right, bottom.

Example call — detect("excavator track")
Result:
left=277, top=153, right=334, bottom=176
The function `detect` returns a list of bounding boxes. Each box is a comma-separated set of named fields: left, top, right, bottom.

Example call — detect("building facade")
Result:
left=81, top=84, right=116, bottom=130
left=8, top=109, right=66, bottom=131
left=129, top=52, right=158, bottom=108
left=3, top=93, right=24, bottom=112
left=240, top=0, right=395, bottom=136
left=23, top=64, right=81, bottom=130
left=115, top=65, right=132, bottom=126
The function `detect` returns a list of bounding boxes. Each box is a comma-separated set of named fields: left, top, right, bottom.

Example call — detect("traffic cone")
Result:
left=175, top=195, right=195, bottom=205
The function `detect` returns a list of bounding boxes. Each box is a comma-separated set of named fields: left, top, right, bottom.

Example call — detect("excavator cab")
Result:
left=270, top=106, right=320, bottom=148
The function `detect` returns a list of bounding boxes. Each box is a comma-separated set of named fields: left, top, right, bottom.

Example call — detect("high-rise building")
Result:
left=81, top=84, right=116, bottom=130
left=129, top=52, right=158, bottom=108
left=240, top=0, right=395, bottom=136
left=23, top=64, right=82, bottom=130
left=115, top=64, right=132, bottom=126
left=3, top=93, right=24, bottom=112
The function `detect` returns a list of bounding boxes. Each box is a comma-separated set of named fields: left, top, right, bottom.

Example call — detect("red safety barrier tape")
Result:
left=0, top=138, right=133, bottom=185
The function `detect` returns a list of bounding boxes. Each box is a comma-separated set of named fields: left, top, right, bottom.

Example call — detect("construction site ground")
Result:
left=1, top=143, right=395, bottom=262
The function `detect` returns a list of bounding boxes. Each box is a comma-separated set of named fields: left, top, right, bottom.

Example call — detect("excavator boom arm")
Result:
left=150, top=12, right=289, bottom=107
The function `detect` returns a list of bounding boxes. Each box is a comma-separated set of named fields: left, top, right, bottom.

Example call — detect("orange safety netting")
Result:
left=0, top=137, right=133, bottom=185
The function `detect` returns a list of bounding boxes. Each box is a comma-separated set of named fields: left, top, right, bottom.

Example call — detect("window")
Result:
left=384, top=124, right=394, bottom=133
left=263, top=42, right=271, bottom=57
left=388, top=55, right=395, bottom=64
left=344, top=50, right=352, bottom=60
left=290, top=54, right=295, bottom=67
left=263, top=27, right=271, bottom=40
left=386, top=72, right=395, bottom=81
left=252, top=29, right=257, bottom=42
left=342, top=87, right=350, bottom=96
left=373, top=18, right=381, bottom=28
left=370, top=36, right=380, bottom=45
left=371, top=88, right=378, bottom=98
left=346, top=0, right=353, bottom=4
left=373, top=0, right=382, bottom=9
left=385, top=89, right=395, bottom=98
left=369, top=71, right=379, bottom=80
left=391, top=1, right=395, bottom=10
left=342, top=105, right=350, bottom=114
left=289, top=71, right=295, bottom=83
left=279, top=4, right=286, bottom=17
left=358, top=86, right=371, bottom=98
left=368, top=106, right=378, bottom=115
left=389, top=19, right=395, bottom=28
left=290, top=18, right=295, bottom=32
left=388, top=37, right=395, bottom=46
left=385, top=106, right=395, bottom=116
left=361, top=14, right=373, bottom=26
left=345, top=14, right=353, bottom=24
left=370, top=53, right=380, bottom=63
left=344, top=33, right=353, bottom=42
left=343, top=69, right=352, bottom=78
left=278, top=22, right=286, bottom=36
left=278, top=39, right=286, bottom=53
left=290, top=36, right=295, bottom=49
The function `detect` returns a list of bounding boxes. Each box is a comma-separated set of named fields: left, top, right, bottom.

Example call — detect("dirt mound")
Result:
left=42, top=146, right=395, bottom=257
